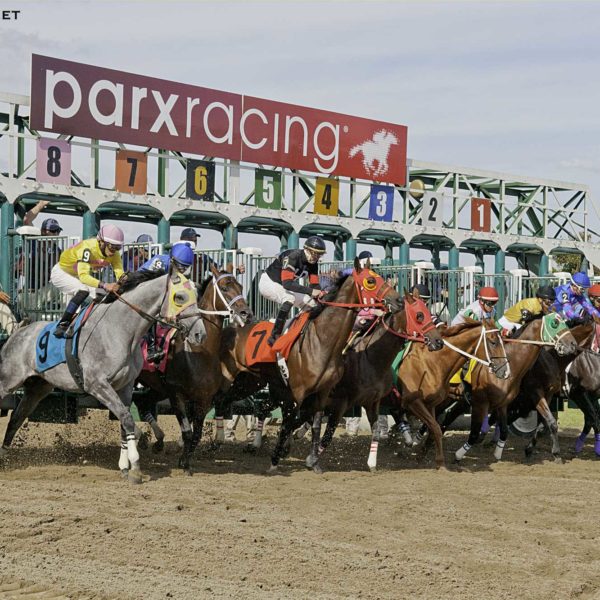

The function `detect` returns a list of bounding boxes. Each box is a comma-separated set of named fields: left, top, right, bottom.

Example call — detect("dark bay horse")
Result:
left=311, top=295, right=444, bottom=471
left=453, top=314, right=578, bottom=464
left=503, top=322, right=592, bottom=461
left=0, top=270, right=206, bottom=483
left=135, top=264, right=252, bottom=472
left=216, top=259, right=405, bottom=473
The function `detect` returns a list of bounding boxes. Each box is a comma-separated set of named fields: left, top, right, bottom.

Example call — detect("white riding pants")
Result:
left=258, top=272, right=314, bottom=309
left=50, top=264, right=100, bottom=300
left=0, top=302, right=18, bottom=335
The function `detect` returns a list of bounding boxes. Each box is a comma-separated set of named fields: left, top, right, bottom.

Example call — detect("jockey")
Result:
left=138, top=244, right=195, bottom=363
left=51, top=224, right=125, bottom=338
left=259, top=235, right=326, bottom=346
left=138, top=243, right=194, bottom=277
left=498, top=285, right=556, bottom=335
left=553, top=271, right=600, bottom=321
left=411, top=283, right=445, bottom=328
left=451, top=286, right=499, bottom=326
left=588, top=284, right=600, bottom=314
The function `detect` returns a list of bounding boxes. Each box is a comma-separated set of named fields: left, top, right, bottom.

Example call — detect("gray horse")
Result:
left=0, top=270, right=206, bottom=483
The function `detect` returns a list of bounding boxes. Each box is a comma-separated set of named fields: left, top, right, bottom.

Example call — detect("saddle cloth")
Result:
left=390, top=341, right=413, bottom=390
left=449, top=359, right=477, bottom=385
left=245, top=311, right=310, bottom=367
left=141, top=325, right=178, bottom=373
left=34, top=304, right=93, bottom=373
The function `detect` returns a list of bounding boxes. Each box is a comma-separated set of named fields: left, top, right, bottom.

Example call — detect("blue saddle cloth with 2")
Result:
left=35, top=308, right=89, bottom=373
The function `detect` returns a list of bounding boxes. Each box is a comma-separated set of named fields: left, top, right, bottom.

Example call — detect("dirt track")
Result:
left=0, top=411, right=599, bottom=600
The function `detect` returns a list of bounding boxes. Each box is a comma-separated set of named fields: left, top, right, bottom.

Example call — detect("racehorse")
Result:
left=309, top=293, right=444, bottom=471
left=389, top=319, right=509, bottom=469
left=135, top=264, right=253, bottom=472
left=216, top=259, right=408, bottom=473
left=503, top=322, right=592, bottom=461
left=0, top=270, right=206, bottom=483
left=452, top=314, right=578, bottom=464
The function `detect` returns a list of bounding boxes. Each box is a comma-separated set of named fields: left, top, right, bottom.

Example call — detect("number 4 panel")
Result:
left=115, top=150, right=148, bottom=194
left=36, top=138, right=72, bottom=185
left=314, top=177, right=339, bottom=216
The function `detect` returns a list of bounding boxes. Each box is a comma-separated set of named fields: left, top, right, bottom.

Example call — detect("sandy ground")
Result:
left=0, top=411, right=599, bottom=600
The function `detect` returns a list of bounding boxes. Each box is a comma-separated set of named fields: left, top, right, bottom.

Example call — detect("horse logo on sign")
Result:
left=349, top=129, right=399, bottom=178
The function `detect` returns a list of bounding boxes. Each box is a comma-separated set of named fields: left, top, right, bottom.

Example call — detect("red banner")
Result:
left=30, top=55, right=407, bottom=184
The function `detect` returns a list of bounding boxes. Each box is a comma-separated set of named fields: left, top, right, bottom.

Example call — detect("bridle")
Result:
left=442, top=322, right=511, bottom=378
left=502, top=314, right=573, bottom=354
left=380, top=297, right=437, bottom=343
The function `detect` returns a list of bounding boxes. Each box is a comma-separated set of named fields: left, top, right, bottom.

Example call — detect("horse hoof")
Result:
left=120, top=468, right=129, bottom=479
left=266, top=464, right=279, bottom=475
left=312, top=463, right=324, bottom=475
left=128, top=469, right=143, bottom=485
left=137, top=432, right=149, bottom=451
left=554, top=456, right=564, bottom=464
left=0, top=446, right=8, bottom=458
left=151, top=437, right=164, bottom=453
left=305, top=454, right=318, bottom=469
left=369, top=465, right=377, bottom=473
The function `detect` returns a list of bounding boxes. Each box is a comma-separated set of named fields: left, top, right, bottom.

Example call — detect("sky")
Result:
left=1, top=0, right=599, bottom=266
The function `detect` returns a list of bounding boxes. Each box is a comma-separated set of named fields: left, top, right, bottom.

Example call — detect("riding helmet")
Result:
left=357, top=250, right=373, bottom=260
left=535, top=286, right=556, bottom=301
left=413, top=283, right=432, bottom=300
left=304, top=236, right=326, bottom=254
left=136, top=233, right=154, bottom=243
left=588, top=284, right=600, bottom=297
left=97, top=224, right=124, bottom=246
left=571, top=271, right=591, bottom=289
left=478, top=286, right=499, bottom=301
left=170, top=243, right=195, bottom=267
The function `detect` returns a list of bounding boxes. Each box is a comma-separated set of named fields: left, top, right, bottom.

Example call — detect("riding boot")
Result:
left=268, top=301, right=293, bottom=346
left=54, top=290, right=90, bottom=338
left=145, top=324, right=165, bottom=364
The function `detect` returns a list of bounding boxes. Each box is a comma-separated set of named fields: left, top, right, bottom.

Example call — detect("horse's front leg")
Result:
left=268, top=400, right=297, bottom=473
left=536, top=397, right=562, bottom=463
left=455, top=399, right=487, bottom=464
left=305, top=411, right=324, bottom=474
left=493, top=405, right=509, bottom=461
left=365, top=402, right=382, bottom=472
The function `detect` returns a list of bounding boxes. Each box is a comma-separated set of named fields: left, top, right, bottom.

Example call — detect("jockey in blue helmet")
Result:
left=553, top=271, right=600, bottom=321
left=138, top=243, right=195, bottom=278
left=138, top=243, right=195, bottom=363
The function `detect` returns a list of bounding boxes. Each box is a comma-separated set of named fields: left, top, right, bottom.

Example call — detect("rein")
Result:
left=443, top=325, right=506, bottom=371
left=112, top=289, right=187, bottom=332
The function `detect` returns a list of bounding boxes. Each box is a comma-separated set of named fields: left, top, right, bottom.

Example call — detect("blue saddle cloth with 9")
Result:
left=35, top=308, right=89, bottom=373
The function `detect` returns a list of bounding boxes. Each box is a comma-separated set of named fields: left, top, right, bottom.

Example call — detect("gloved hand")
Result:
left=311, top=288, right=324, bottom=298
left=0, top=291, right=9, bottom=304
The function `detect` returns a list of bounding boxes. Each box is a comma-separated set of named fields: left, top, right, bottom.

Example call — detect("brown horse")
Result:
left=217, top=259, right=410, bottom=473
left=136, top=264, right=252, bottom=472
left=310, top=296, right=444, bottom=471
left=453, top=314, right=578, bottom=464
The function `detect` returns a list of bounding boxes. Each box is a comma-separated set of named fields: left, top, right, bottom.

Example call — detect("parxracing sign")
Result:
left=30, top=54, right=408, bottom=185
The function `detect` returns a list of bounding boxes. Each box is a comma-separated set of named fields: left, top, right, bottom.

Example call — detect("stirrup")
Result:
left=146, top=348, right=165, bottom=364
left=53, top=322, right=71, bottom=339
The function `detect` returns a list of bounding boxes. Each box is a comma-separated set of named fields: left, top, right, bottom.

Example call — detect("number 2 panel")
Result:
left=36, top=138, right=71, bottom=185
left=421, top=192, right=445, bottom=227
left=115, top=150, right=147, bottom=194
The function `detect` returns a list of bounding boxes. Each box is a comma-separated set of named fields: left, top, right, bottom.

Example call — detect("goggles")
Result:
left=105, top=243, right=122, bottom=252
left=481, top=299, right=498, bottom=307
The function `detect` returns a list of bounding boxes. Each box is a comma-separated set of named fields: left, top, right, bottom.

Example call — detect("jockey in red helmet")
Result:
left=451, top=286, right=499, bottom=325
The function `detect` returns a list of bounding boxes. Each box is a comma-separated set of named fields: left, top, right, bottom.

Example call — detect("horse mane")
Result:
left=441, top=320, right=482, bottom=338
left=511, top=313, right=543, bottom=339
left=309, top=274, right=350, bottom=319
left=118, top=269, right=163, bottom=294
left=198, top=275, right=213, bottom=298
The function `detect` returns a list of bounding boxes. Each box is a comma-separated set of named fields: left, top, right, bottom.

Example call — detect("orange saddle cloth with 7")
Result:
left=245, top=311, right=311, bottom=367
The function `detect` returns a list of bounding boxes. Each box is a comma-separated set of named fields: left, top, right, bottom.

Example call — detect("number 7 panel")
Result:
left=115, top=150, right=148, bottom=194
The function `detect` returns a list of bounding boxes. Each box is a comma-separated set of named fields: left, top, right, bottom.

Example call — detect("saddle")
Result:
left=245, top=311, right=311, bottom=367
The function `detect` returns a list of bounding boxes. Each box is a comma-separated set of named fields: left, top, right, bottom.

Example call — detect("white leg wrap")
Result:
left=253, top=426, right=263, bottom=448
left=215, top=416, right=225, bottom=442
left=455, top=442, right=471, bottom=461
left=399, top=422, right=413, bottom=446
left=367, top=439, right=379, bottom=471
left=127, top=434, right=140, bottom=467
left=494, top=439, right=506, bottom=461
left=118, top=443, right=129, bottom=471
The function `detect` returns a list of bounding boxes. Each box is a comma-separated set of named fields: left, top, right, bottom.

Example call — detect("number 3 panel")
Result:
left=368, top=185, right=394, bottom=222
left=36, top=138, right=71, bottom=185
left=314, top=177, right=339, bottom=216
left=186, top=159, right=215, bottom=201
left=421, top=192, right=445, bottom=227
left=115, top=150, right=147, bottom=194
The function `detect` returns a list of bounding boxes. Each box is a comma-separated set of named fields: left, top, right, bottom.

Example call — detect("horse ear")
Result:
left=354, top=256, right=361, bottom=272
left=225, top=262, right=234, bottom=274
left=210, top=262, right=220, bottom=277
